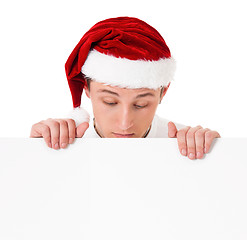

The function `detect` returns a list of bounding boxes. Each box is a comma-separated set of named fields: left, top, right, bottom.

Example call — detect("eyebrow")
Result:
left=97, top=89, right=155, bottom=98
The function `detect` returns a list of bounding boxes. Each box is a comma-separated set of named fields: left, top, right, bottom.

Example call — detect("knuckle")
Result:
left=43, top=135, right=51, bottom=142
left=59, top=120, right=68, bottom=127
left=42, top=124, right=50, bottom=133
left=60, top=128, right=69, bottom=137
left=196, top=145, right=204, bottom=152
left=60, top=137, right=69, bottom=144
left=60, top=122, right=69, bottom=133
left=195, top=129, right=204, bottom=138
left=177, top=138, right=187, bottom=149
left=205, top=131, right=213, bottom=139
left=187, top=131, right=194, bottom=139
left=60, top=137, right=69, bottom=146
left=66, top=118, right=76, bottom=125
left=49, top=120, right=60, bottom=129
left=31, top=123, right=38, bottom=131
left=51, top=136, right=59, bottom=143
left=60, top=125, right=69, bottom=140
left=31, top=122, right=50, bottom=136
left=177, top=130, right=185, bottom=138
left=58, top=119, right=70, bottom=128
left=33, top=122, right=43, bottom=128
left=44, top=118, right=53, bottom=123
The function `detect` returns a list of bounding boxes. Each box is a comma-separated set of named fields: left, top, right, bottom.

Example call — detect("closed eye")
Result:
left=134, top=104, right=147, bottom=109
left=104, top=101, right=117, bottom=105
left=104, top=102, right=147, bottom=109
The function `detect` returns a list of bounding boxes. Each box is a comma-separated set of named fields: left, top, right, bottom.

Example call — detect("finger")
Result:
left=65, top=119, right=76, bottom=144
left=56, top=119, right=69, bottom=149
left=168, top=122, right=178, bottom=138
left=30, top=122, right=52, bottom=148
left=176, top=126, right=191, bottom=156
left=46, top=119, right=60, bottom=149
left=204, top=131, right=221, bottom=153
left=76, top=122, right=89, bottom=138
left=30, top=122, right=43, bottom=138
left=186, top=125, right=203, bottom=160
left=194, top=128, right=210, bottom=159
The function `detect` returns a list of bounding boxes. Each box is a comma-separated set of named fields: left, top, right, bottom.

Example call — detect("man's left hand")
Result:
left=168, top=122, right=221, bottom=160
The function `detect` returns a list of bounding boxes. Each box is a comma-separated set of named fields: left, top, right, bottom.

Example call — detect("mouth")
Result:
left=112, top=132, right=135, bottom=138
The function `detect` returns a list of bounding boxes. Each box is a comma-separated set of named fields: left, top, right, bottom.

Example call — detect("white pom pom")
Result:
left=67, top=107, right=90, bottom=127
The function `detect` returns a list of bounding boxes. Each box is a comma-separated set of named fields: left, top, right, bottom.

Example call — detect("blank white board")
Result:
left=0, top=138, right=247, bottom=240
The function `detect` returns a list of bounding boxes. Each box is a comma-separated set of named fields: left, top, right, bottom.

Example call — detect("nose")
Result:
left=117, top=106, right=134, bottom=131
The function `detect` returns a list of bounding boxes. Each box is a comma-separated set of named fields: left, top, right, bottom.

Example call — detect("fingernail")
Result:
left=181, top=149, right=187, bottom=156
left=54, top=143, right=59, bottom=149
left=189, top=153, right=195, bottom=159
left=196, top=152, right=202, bottom=158
left=61, top=143, right=67, bottom=148
left=204, top=147, right=207, bottom=153
left=48, top=142, right=52, bottom=148
left=69, top=138, right=74, bottom=144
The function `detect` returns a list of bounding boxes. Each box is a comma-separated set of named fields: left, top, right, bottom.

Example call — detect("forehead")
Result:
left=90, top=81, right=160, bottom=95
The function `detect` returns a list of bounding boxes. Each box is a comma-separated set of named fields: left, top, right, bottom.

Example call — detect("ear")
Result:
left=84, top=82, right=90, bottom=99
left=160, top=82, right=171, bottom=101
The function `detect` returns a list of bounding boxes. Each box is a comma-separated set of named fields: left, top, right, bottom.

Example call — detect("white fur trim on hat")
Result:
left=81, top=49, right=176, bottom=89
left=67, top=107, right=90, bottom=127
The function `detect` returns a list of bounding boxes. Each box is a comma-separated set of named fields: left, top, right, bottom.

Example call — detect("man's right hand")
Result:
left=30, top=119, right=89, bottom=149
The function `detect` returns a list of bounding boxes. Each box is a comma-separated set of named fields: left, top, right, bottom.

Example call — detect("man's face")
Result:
left=85, top=81, right=167, bottom=138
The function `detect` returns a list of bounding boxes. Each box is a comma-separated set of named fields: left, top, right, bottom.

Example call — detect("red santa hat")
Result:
left=65, top=16, right=176, bottom=124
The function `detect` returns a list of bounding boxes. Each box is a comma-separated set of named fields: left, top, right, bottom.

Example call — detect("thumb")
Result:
left=168, top=121, right=178, bottom=138
left=76, top=122, right=89, bottom=138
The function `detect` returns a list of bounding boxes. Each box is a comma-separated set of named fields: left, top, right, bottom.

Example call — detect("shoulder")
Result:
left=147, top=115, right=186, bottom=138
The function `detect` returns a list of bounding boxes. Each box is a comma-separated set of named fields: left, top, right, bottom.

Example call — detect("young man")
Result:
left=30, top=17, right=220, bottom=160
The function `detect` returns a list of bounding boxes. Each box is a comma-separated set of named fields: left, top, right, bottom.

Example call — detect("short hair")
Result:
left=84, top=75, right=92, bottom=92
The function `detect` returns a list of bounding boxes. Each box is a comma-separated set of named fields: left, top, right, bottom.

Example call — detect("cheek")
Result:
left=93, top=101, right=114, bottom=116
left=91, top=101, right=115, bottom=128
left=138, top=110, right=155, bottom=126
left=91, top=101, right=106, bottom=118
left=137, top=103, right=158, bottom=118
left=135, top=104, right=158, bottom=126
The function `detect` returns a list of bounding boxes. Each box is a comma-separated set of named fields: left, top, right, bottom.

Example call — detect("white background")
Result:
left=0, top=0, right=246, bottom=137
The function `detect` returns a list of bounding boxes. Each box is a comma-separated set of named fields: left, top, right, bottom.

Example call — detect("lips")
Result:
left=112, top=133, right=135, bottom=138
